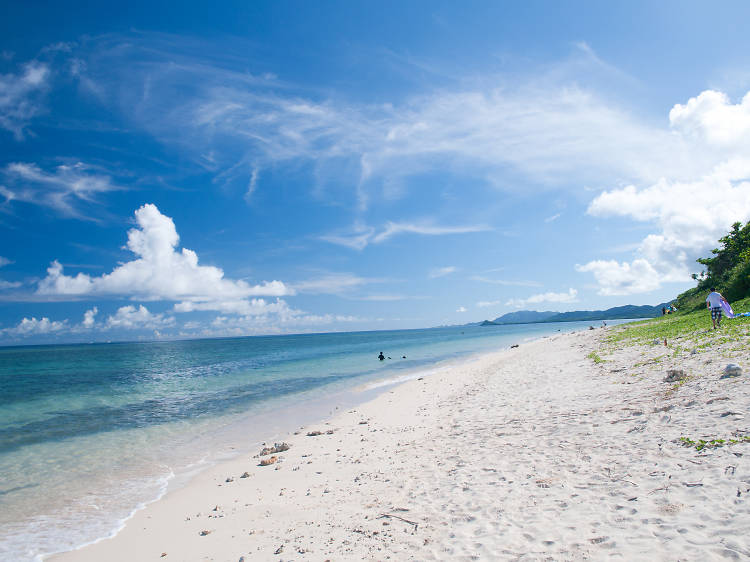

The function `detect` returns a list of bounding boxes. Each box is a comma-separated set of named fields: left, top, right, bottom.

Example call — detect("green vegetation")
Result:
left=667, top=376, right=691, bottom=395
left=593, top=223, right=750, bottom=377
left=586, top=351, right=605, bottom=363
left=677, top=221, right=750, bottom=312
left=679, top=435, right=750, bottom=451
left=606, top=296, right=750, bottom=347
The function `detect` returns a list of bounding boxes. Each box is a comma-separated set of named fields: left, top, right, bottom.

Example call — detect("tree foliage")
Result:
left=696, top=222, right=750, bottom=284
left=676, top=221, right=750, bottom=311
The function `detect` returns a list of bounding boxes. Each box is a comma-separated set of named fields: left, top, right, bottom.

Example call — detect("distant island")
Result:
left=476, top=303, right=671, bottom=326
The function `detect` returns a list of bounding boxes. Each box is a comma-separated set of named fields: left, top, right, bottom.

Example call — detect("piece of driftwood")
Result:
left=377, top=513, right=418, bottom=532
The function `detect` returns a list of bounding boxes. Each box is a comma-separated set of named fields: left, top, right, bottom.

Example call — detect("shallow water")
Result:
left=0, top=320, right=629, bottom=560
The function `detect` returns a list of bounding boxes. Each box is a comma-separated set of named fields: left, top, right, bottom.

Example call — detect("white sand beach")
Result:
left=55, top=327, right=750, bottom=561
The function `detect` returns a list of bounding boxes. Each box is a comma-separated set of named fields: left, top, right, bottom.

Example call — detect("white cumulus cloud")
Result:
left=105, top=305, right=175, bottom=329
left=669, top=90, right=750, bottom=148
left=575, top=260, right=661, bottom=296
left=82, top=307, right=98, bottom=328
left=37, top=203, right=290, bottom=313
left=577, top=89, right=750, bottom=296
left=582, top=157, right=750, bottom=295
left=9, top=316, right=67, bottom=335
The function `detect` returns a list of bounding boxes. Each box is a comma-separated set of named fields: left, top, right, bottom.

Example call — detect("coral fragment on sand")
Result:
left=259, top=456, right=278, bottom=466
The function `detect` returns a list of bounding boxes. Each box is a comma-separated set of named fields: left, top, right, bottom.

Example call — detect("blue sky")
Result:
left=2, top=1, right=750, bottom=344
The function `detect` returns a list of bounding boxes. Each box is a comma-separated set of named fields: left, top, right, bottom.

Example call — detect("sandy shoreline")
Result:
left=54, top=327, right=750, bottom=561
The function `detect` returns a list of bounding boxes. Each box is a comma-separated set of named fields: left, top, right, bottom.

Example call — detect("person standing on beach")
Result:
left=706, top=287, right=728, bottom=329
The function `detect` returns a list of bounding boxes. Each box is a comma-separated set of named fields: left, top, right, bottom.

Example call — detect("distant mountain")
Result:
left=488, top=310, right=558, bottom=324
left=543, top=304, right=667, bottom=322
left=480, top=303, right=670, bottom=326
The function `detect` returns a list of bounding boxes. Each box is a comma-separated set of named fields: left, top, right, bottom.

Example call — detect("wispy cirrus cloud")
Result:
left=470, top=276, right=542, bottom=288
left=428, top=266, right=456, bottom=279
left=291, top=273, right=388, bottom=296
left=1, top=162, right=122, bottom=219
left=357, top=294, right=411, bottom=302
left=0, top=256, right=20, bottom=290
left=0, top=61, right=50, bottom=139
left=318, top=224, right=376, bottom=251
left=66, top=34, right=702, bottom=213
left=207, top=307, right=362, bottom=337
left=0, top=279, right=21, bottom=290
left=506, top=288, right=578, bottom=308
left=321, top=221, right=490, bottom=250
left=372, top=222, right=490, bottom=243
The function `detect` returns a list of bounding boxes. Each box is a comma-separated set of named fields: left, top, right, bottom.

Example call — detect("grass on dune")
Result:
left=607, top=296, right=750, bottom=347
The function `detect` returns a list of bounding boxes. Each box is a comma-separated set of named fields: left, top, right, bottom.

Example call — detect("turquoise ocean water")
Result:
left=0, top=320, right=629, bottom=560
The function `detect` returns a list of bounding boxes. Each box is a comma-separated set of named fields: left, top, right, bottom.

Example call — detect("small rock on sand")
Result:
left=259, top=442, right=290, bottom=456
left=721, top=364, right=743, bottom=378
left=664, top=369, right=686, bottom=383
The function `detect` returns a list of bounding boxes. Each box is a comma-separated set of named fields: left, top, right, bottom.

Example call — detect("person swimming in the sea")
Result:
left=378, top=351, right=385, bottom=361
